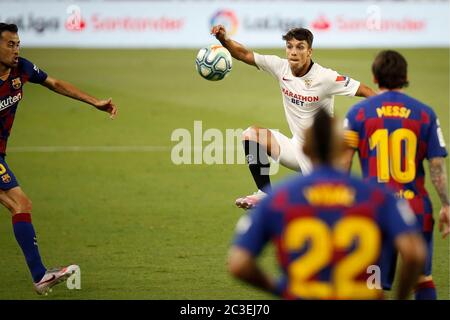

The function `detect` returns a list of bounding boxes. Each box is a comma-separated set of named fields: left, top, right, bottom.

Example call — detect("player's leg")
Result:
left=242, top=126, right=279, bottom=192
left=291, top=137, right=313, bottom=175
left=242, top=126, right=302, bottom=189
left=0, top=159, right=77, bottom=295
left=0, top=186, right=47, bottom=284
left=236, top=126, right=300, bottom=209
left=414, top=232, right=436, bottom=300
left=269, top=130, right=303, bottom=171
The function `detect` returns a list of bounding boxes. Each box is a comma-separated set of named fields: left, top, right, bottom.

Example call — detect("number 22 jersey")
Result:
left=232, top=166, right=419, bottom=299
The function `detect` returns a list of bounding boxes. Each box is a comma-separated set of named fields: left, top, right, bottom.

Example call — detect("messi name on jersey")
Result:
left=376, top=104, right=411, bottom=119
left=0, top=92, right=22, bottom=112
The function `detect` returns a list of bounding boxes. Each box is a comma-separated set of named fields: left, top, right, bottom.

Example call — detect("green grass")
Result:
left=0, top=48, right=448, bottom=299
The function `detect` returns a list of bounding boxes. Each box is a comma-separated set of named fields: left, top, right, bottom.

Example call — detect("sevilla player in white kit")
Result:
left=211, top=25, right=376, bottom=209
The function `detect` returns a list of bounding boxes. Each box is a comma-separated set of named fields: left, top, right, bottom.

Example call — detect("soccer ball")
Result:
left=195, top=45, right=232, bottom=81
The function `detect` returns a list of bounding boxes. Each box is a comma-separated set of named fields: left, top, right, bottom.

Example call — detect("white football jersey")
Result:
left=254, top=53, right=360, bottom=144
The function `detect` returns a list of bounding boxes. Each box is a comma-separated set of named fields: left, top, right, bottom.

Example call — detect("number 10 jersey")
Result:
left=344, top=91, right=448, bottom=232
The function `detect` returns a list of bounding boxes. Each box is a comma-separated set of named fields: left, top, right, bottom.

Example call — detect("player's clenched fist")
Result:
left=210, top=25, right=228, bottom=42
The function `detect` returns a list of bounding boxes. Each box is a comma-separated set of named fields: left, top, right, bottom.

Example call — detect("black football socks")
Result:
left=243, top=140, right=271, bottom=191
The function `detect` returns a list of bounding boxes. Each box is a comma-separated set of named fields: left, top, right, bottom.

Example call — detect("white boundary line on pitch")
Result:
left=6, top=146, right=240, bottom=153
left=7, top=146, right=172, bottom=152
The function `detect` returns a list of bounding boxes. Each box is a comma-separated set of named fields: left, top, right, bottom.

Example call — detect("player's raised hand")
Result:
left=211, top=24, right=228, bottom=42
left=438, top=205, right=450, bottom=239
left=94, top=98, right=118, bottom=119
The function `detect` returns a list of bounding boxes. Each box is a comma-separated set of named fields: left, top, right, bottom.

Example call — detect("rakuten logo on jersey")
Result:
left=0, top=93, right=22, bottom=112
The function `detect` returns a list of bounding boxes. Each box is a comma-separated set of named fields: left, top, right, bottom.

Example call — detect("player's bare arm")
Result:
left=355, top=83, right=377, bottom=98
left=228, top=246, right=277, bottom=295
left=429, top=157, right=450, bottom=238
left=395, top=232, right=427, bottom=299
left=42, top=76, right=118, bottom=119
left=211, top=25, right=256, bottom=66
left=340, top=147, right=355, bottom=172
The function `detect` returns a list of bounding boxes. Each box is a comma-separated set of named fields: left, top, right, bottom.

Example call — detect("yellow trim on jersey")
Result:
left=344, top=130, right=359, bottom=149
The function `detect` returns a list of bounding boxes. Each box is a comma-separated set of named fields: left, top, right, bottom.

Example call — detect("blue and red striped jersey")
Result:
left=233, top=166, right=419, bottom=299
left=344, top=91, right=447, bottom=232
left=0, top=57, right=47, bottom=155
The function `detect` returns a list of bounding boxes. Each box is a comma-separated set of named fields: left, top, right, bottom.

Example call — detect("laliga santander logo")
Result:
left=210, top=10, right=239, bottom=36
left=65, top=5, right=86, bottom=31
left=311, top=15, right=331, bottom=31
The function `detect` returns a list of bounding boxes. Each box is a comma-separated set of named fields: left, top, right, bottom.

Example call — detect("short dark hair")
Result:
left=372, top=50, right=409, bottom=89
left=282, top=28, right=313, bottom=48
left=0, top=23, right=18, bottom=38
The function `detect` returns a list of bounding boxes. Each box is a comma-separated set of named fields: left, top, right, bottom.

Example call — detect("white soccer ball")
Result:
left=195, top=45, right=232, bottom=81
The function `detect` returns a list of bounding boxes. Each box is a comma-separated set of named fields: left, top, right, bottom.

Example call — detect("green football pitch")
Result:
left=0, top=48, right=448, bottom=299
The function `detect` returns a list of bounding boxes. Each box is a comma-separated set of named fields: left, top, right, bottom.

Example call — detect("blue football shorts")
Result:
left=0, top=156, right=19, bottom=190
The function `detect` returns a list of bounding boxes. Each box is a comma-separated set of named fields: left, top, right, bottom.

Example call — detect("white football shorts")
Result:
left=269, top=129, right=313, bottom=174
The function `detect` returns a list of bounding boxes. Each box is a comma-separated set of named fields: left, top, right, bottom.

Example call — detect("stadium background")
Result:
left=0, top=0, right=448, bottom=299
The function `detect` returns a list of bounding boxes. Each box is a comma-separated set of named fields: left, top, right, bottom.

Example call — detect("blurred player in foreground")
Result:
left=228, top=109, right=425, bottom=299
left=343, top=50, right=449, bottom=299
left=0, top=23, right=117, bottom=295
left=211, top=25, right=376, bottom=210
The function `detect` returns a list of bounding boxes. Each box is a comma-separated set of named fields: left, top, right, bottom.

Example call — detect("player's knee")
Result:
left=228, top=254, right=246, bottom=280
left=243, top=126, right=265, bottom=142
left=418, top=275, right=433, bottom=284
left=242, top=126, right=257, bottom=141
left=16, top=197, right=32, bottom=214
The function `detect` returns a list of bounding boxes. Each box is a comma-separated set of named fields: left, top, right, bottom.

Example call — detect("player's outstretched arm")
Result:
left=429, top=157, right=450, bottom=238
left=228, top=246, right=278, bottom=296
left=42, top=76, right=118, bottom=119
left=211, top=25, right=256, bottom=66
left=355, top=83, right=377, bottom=98
left=394, top=232, right=426, bottom=299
